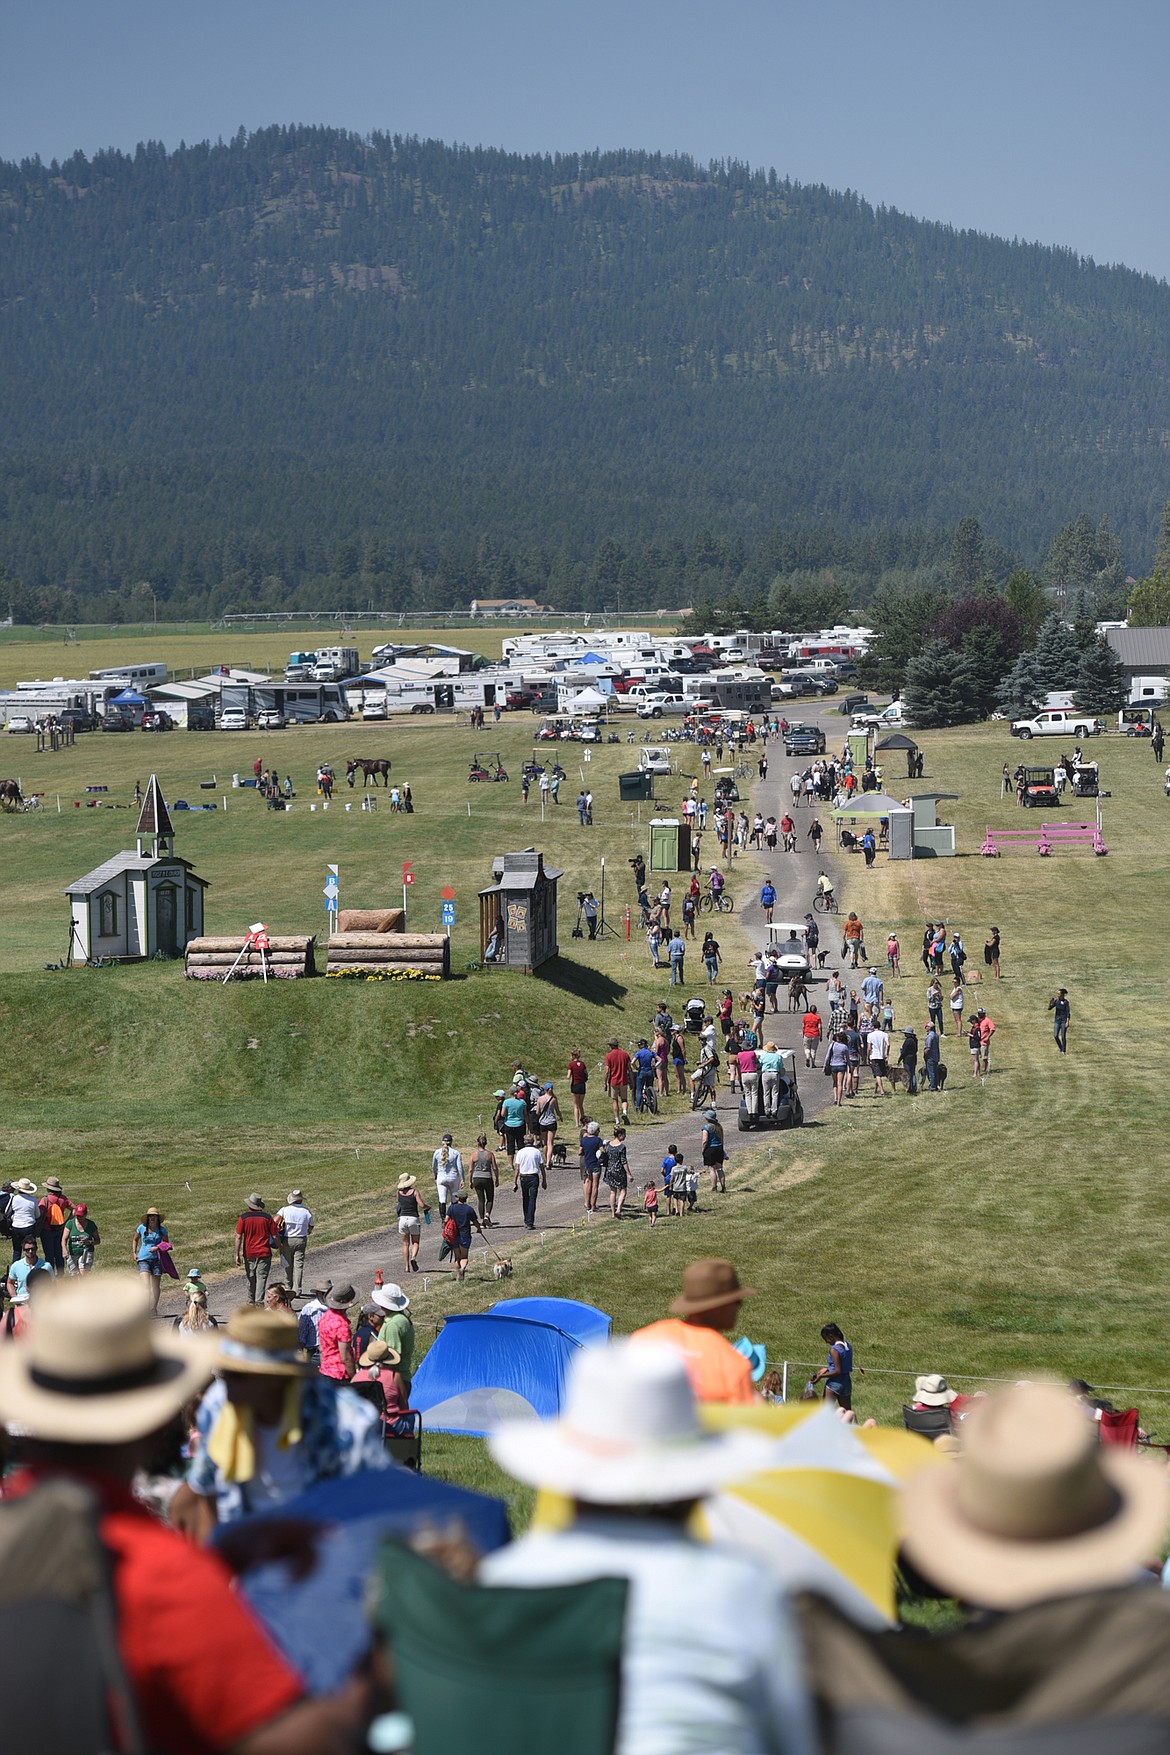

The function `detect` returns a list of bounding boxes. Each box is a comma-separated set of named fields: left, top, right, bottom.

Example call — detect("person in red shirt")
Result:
left=566, top=1051, right=588, bottom=1127
left=235, top=1193, right=280, bottom=1306
left=0, top=1274, right=366, bottom=1755
left=801, top=1005, right=823, bottom=1068
left=604, top=1037, right=631, bottom=1123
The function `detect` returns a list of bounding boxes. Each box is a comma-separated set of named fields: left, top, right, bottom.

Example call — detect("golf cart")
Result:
left=739, top=1048, right=804, bottom=1131
left=1020, top=766, right=1059, bottom=808
left=1071, top=760, right=1100, bottom=798
left=766, top=921, right=811, bottom=980
left=468, top=752, right=509, bottom=783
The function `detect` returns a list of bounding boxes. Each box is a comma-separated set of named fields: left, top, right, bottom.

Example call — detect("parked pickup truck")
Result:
left=636, top=693, right=689, bottom=719
left=1011, top=709, right=1101, bottom=741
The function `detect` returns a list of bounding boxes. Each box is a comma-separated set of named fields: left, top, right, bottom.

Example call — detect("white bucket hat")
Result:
left=914, top=1373, right=958, bottom=1407
left=489, top=1340, right=773, bottom=1504
left=902, top=1382, right=1170, bottom=1609
left=373, top=1282, right=410, bottom=1312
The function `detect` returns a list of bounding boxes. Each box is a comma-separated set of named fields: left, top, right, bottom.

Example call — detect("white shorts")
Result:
left=398, top=1216, right=421, bottom=1236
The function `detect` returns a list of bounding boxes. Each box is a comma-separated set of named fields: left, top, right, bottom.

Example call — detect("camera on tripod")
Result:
left=572, top=891, right=587, bottom=938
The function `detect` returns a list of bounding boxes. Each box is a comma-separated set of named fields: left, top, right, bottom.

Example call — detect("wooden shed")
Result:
left=478, top=849, right=562, bottom=973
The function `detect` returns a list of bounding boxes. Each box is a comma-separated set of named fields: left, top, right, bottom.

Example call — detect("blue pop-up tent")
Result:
left=411, top=1300, right=610, bottom=1437
left=108, top=688, right=148, bottom=706
left=490, top=1296, right=611, bottom=1348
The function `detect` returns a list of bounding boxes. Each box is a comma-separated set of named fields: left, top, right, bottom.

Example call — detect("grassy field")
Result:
left=0, top=623, right=513, bottom=688
left=3, top=671, right=1170, bottom=1491
left=0, top=709, right=758, bottom=1271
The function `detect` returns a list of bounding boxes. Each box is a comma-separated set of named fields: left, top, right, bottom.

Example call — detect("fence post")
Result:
left=781, top=1360, right=789, bottom=1403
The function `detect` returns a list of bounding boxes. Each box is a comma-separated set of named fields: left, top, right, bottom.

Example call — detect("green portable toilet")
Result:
left=649, top=817, right=687, bottom=872
left=619, top=770, right=653, bottom=802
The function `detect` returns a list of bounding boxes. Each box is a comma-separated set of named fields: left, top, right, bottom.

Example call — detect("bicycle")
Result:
left=812, top=890, right=838, bottom=914
left=699, top=888, right=735, bottom=915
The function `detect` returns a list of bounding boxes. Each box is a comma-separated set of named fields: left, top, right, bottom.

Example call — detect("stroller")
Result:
left=684, top=996, right=707, bottom=1034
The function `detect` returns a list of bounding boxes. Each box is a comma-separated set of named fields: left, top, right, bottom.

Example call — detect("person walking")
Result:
left=701, top=1108, right=727, bottom=1195
left=948, top=932, right=967, bottom=984
left=824, top=1033, right=849, bottom=1106
left=276, top=1188, right=314, bottom=1293
left=235, top=1193, right=279, bottom=1305
left=811, top=1322, right=855, bottom=1412
left=985, top=925, right=1001, bottom=979
left=567, top=1051, right=588, bottom=1127
left=431, top=1133, right=464, bottom=1220
left=801, top=1004, right=823, bottom=1069
left=702, top=929, right=721, bottom=984
left=923, top=1019, right=942, bottom=1091
left=865, top=1021, right=890, bottom=1097
left=446, top=1188, right=483, bottom=1283
left=5, top=1179, right=38, bottom=1262
left=534, top=1083, right=562, bottom=1165
left=886, top=933, right=900, bottom=979
left=514, top=1134, right=546, bottom=1229
left=632, top=1039, right=657, bottom=1114
left=499, top=1083, right=530, bottom=1168
left=604, top=1037, right=632, bottom=1123
left=926, top=976, right=944, bottom=1036
left=668, top=928, right=687, bottom=987
left=579, top=1121, right=604, bottom=1214
left=37, top=1177, right=72, bottom=1274
left=1049, top=988, right=1071, bottom=1053
left=469, top=1134, right=500, bottom=1226
left=395, top=1173, right=429, bottom=1274
left=759, top=877, right=777, bottom=924
left=602, top=1128, right=630, bottom=1219
left=897, top=1027, right=919, bottom=1094
left=63, top=1202, right=100, bottom=1275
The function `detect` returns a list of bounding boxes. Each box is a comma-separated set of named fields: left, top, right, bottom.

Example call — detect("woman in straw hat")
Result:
left=395, top=1173, right=429, bottom=1276
left=372, top=1280, right=415, bottom=1394
left=174, top=1300, right=390, bottom=1535
left=0, top=1275, right=373, bottom=1752
left=132, top=1206, right=169, bottom=1314
left=481, top=1340, right=813, bottom=1755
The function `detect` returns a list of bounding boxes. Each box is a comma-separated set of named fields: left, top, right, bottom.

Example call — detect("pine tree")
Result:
left=902, top=638, right=979, bottom=728
left=1073, top=637, right=1127, bottom=716
left=1127, top=567, right=1170, bottom=626
left=1003, top=568, right=1046, bottom=644
left=997, top=650, right=1048, bottom=718
left=1032, top=613, right=1081, bottom=689
left=948, top=517, right=985, bottom=594
left=958, top=625, right=1011, bottom=718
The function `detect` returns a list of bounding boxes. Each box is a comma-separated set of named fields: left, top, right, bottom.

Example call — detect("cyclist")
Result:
left=709, top=866, right=727, bottom=908
left=816, top=871, right=836, bottom=910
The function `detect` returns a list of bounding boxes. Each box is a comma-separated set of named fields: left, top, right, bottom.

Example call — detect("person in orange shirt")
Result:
left=631, top=1259, right=758, bottom=1404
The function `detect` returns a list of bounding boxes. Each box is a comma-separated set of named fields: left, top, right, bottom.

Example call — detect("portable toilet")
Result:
left=649, top=818, right=688, bottom=872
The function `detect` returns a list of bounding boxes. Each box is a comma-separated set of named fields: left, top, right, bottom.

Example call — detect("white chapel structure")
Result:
left=65, top=776, right=208, bottom=961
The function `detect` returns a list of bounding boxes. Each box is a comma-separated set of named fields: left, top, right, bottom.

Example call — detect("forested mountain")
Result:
left=2, top=126, right=1170, bottom=618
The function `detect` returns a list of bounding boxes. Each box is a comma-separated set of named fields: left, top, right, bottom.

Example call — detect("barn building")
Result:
left=65, top=776, right=208, bottom=961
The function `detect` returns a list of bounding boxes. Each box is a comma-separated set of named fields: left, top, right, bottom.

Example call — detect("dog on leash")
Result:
left=550, top=1141, right=568, bottom=1166
left=492, top=1257, right=514, bottom=1280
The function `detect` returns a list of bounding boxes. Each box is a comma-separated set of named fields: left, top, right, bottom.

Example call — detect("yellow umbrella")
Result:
left=698, top=1403, right=942, bottom=1626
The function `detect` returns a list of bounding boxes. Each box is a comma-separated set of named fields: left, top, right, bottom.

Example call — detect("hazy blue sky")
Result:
left=4, top=1, right=1169, bottom=279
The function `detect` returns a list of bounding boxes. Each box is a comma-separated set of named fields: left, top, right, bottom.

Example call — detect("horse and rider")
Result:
left=346, top=756, right=392, bottom=788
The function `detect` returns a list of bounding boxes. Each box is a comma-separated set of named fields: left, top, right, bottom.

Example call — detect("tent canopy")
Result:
left=874, top=733, right=919, bottom=752
left=831, top=792, right=908, bottom=816
left=564, top=686, right=609, bottom=708
left=411, top=1312, right=591, bottom=1437
left=490, top=1297, right=611, bottom=1347
left=109, top=688, right=148, bottom=706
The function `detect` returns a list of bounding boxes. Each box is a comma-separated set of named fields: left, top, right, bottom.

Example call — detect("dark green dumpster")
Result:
left=618, top=771, right=653, bottom=802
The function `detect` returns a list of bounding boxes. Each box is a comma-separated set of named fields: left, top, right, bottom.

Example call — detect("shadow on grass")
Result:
left=535, top=957, right=628, bottom=1008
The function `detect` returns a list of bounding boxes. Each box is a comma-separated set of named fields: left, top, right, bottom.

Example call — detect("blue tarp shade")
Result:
left=109, top=689, right=147, bottom=705
left=490, top=1297, right=611, bottom=1348
left=230, top=1467, right=510, bottom=1694
left=411, top=1312, right=588, bottom=1437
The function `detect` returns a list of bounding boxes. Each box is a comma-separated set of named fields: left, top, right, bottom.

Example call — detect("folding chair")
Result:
left=372, top=1541, right=628, bottom=1755
left=901, top=1404, right=952, bottom=1441
left=349, top=1378, right=423, bottom=1469
left=1099, top=1407, right=1139, bottom=1448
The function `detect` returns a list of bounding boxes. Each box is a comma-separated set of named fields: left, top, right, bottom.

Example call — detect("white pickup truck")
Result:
left=1011, top=709, right=1101, bottom=741
left=636, top=693, right=689, bottom=719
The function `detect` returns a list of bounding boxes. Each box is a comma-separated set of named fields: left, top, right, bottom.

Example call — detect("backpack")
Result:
left=441, top=1216, right=458, bottom=1247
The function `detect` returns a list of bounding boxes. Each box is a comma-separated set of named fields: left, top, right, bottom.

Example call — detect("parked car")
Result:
left=59, top=708, right=97, bottom=732
left=218, top=709, right=248, bottom=731
left=138, top=710, right=174, bottom=731
left=256, top=710, right=286, bottom=730
left=804, top=675, right=839, bottom=696
left=361, top=699, right=388, bottom=721
left=784, top=724, right=826, bottom=756
left=5, top=716, right=34, bottom=734
left=838, top=693, right=871, bottom=716
left=101, top=712, right=134, bottom=732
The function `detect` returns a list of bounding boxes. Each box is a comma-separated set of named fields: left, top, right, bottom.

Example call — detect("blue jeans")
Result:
left=705, top=957, right=719, bottom=983
left=924, top=1056, right=940, bottom=1091
left=670, top=957, right=684, bottom=986
left=635, top=1071, right=654, bottom=1110
left=519, top=1175, right=540, bottom=1229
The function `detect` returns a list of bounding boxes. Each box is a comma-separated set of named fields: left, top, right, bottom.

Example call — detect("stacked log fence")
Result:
left=184, top=935, right=316, bottom=979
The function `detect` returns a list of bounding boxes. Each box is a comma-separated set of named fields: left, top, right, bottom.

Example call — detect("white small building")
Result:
left=65, top=776, right=208, bottom=961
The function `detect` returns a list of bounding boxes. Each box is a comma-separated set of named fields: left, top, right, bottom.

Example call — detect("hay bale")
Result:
left=335, top=908, right=404, bottom=934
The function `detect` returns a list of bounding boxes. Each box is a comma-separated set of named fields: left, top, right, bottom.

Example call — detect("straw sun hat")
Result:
left=489, top=1340, right=772, bottom=1504
left=902, top=1382, right=1170, bottom=1609
left=669, top=1259, right=755, bottom=1317
left=214, top=1305, right=314, bottom=1378
left=913, top=1374, right=957, bottom=1407
left=0, top=1274, right=215, bottom=1443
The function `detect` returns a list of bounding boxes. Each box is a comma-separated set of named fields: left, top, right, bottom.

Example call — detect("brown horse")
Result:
left=346, top=757, right=391, bottom=788
left=0, top=779, right=24, bottom=811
